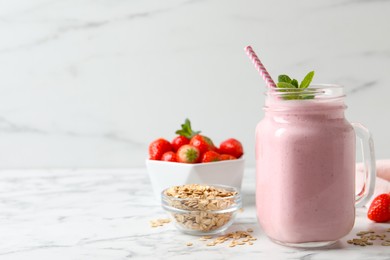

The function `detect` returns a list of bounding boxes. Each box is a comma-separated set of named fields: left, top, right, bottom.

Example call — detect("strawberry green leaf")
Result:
left=175, top=118, right=200, bottom=139
left=299, top=71, right=315, bottom=89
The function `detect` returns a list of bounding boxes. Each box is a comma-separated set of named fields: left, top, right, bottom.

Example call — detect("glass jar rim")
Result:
left=265, top=84, right=345, bottom=100
left=264, top=84, right=347, bottom=112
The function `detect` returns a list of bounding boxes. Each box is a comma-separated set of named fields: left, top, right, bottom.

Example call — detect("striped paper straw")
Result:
left=245, top=46, right=276, bottom=88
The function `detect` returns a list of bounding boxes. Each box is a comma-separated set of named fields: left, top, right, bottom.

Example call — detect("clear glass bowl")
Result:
left=161, top=184, right=242, bottom=235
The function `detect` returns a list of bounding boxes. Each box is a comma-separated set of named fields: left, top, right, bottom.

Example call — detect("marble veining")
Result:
left=0, top=168, right=389, bottom=259
left=346, top=81, right=378, bottom=95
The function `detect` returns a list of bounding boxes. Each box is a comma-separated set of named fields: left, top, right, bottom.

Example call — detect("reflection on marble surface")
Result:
left=0, top=0, right=389, bottom=168
left=0, top=168, right=389, bottom=259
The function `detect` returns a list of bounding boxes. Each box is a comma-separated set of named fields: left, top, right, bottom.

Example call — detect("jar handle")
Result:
left=352, top=123, right=376, bottom=207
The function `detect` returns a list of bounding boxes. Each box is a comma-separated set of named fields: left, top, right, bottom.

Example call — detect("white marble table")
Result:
left=0, top=168, right=389, bottom=260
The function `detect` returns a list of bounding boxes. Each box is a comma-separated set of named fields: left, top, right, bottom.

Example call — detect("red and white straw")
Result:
left=245, top=46, right=276, bottom=88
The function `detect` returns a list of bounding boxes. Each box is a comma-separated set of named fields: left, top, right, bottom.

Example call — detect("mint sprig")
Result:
left=299, top=71, right=315, bottom=89
left=276, top=71, right=315, bottom=100
left=278, top=75, right=292, bottom=83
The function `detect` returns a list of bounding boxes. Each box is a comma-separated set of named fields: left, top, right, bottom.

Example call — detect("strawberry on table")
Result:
left=219, top=138, right=243, bottom=158
left=367, top=193, right=390, bottom=223
left=148, top=138, right=172, bottom=160
left=171, top=135, right=190, bottom=152
left=176, top=144, right=200, bottom=163
left=201, top=151, right=221, bottom=163
left=161, top=151, right=177, bottom=162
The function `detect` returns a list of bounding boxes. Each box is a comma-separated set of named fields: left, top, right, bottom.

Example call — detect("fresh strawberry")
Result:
left=161, top=151, right=177, bottom=162
left=220, top=154, right=237, bottom=160
left=219, top=138, right=243, bottom=158
left=190, top=134, right=216, bottom=156
left=171, top=135, right=190, bottom=152
left=201, top=151, right=221, bottom=163
left=176, top=144, right=200, bottom=163
left=175, top=119, right=215, bottom=156
left=367, top=193, right=390, bottom=222
left=148, top=138, right=172, bottom=160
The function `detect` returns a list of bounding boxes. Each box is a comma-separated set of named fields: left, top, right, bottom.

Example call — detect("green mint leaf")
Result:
left=301, top=94, right=315, bottom=100
left=278, top=74, right=292, bottom=83
left=282, top=95, right=299, bottom=100
left=281, top=88, right=302, bottom=100
left=299, top=71, right=315, bottom=89
left=291, top=79, right=299, bottom=88
left=277, top=82, right=296, bottom=89
left=276, top=71, right=316, bottom=100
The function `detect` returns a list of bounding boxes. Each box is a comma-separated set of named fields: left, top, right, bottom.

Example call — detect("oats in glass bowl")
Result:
left=161, top=184, right=242, bottom=235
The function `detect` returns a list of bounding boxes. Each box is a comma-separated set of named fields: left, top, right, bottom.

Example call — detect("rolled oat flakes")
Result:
left=163, top=184, right=239, bottom=232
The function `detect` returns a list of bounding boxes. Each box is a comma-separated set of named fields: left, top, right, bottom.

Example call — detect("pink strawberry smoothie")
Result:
left=256, top=97, right=356, bottom=245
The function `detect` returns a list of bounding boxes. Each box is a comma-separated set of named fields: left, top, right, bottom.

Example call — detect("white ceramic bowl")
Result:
left=146, top=159, right=245, bottom=201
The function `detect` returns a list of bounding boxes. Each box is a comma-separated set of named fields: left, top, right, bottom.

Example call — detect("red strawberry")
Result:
left=367, top=193, right=390, bottom=222
left=220, top=154, right=237, bottom=160
left=148, top=138, right=172, bottom=160
left=190, top=134, right=216, bottom=156
left=175, top=119, right=216, bottom=156
left=161, top=151, right=177, bottom=162
left=171, top=135, right=190, bottom=152
left=201, top=151, right=221, bottom=163
left=176, top=144, right=200, bottom=163
left=219, top=138, right=243, bottom=158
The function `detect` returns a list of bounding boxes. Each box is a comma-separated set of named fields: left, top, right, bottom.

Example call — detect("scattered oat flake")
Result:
left=197, top=230, right=256, bottom=248
left=348, top=230, right=390, bottom=247
left=149, top=218, right=171, bottom=228
left=186, top=242, right=193, bottom=246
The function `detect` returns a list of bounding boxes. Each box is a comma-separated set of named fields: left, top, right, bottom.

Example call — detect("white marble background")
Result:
left=0, top=0, right=389, bottom=168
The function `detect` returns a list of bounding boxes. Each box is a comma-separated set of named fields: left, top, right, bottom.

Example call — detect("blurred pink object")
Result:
left=356, top=159, right=390, bottom=207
